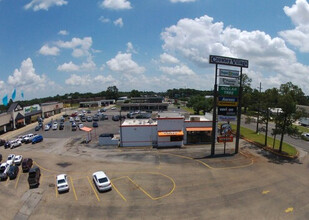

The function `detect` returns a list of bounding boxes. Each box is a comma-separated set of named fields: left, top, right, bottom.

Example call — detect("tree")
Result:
left=241, top=74, right=253, bottom=114
left=129, top=89, right=141, bottom=98
left=106, top=86, right=119, bottom=100
left=187, top=95, right=213, bottom=114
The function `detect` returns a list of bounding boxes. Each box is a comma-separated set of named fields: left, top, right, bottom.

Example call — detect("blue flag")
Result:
left=21, top=91, right=24, bottom=99
left=12, top=88, right=16, bottom=101
left=2, top=95, right=8, bottom=106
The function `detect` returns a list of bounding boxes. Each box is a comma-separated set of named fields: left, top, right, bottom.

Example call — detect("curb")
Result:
left=241, top=136, right=299, bottom=160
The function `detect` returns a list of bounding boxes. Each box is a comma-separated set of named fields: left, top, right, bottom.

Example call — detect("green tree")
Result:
left=187, top=95, right=213, bottom=114
left=129, top=89, right=141, bottom=98
left=106, top=86, right=119, bottom=100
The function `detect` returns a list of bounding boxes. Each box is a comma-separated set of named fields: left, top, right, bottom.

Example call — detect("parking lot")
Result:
left=0, top=107, right=309, bottom=219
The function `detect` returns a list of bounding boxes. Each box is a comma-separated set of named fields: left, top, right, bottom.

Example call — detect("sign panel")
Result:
left=218, top=86, right=239, bottom=96
left=219, top=77, right=239, bottom=86
left=209, top=55, right=249, bottom=68
left=218, top=107, right=237, bottom=116
left=218, top=115, right=237, bottom=121
left=219, top=69, right=239, bottom=78
left=24, top=104, right=41, bottom=114
left=217, top=136, right=234, bottom=142
left=218, top=97, right=238, bottom=106
left=220, top=123, right=232, bottom=135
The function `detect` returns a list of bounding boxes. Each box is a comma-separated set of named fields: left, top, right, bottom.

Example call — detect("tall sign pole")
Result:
left=211, top=64, right=218, bottom=156
left=209, top=55, right=248, bottom=156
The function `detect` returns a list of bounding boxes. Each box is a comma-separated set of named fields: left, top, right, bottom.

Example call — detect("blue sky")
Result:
left=1, top=0, right=309, bottom=101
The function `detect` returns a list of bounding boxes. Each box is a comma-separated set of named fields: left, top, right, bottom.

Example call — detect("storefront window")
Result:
left=170, top=136, right=183, bottom=142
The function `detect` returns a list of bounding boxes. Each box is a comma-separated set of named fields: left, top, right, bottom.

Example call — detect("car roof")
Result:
left=93, top=171, right=107, bottom=179
left=1, top=162, right=8, bottom=167
left=57, top=174, right=67, bottom=180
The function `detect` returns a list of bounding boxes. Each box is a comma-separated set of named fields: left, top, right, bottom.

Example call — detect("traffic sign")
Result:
left=217, top=136, right=233, bottom=142
left=218, top=107, right=237, bottom=116
left=218, top=115, right=237, bottom=121
left=219, top=69, right=239, bottom=78
left=219, top=77, right=239, bottom=86
left=219, top=86, right=239, bottom=96
left=218, top=97, right=238, bottom=106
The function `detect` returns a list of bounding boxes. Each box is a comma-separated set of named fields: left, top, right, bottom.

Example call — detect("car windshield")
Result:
left=8, top=156, right=13, bottom=160
left=58, top=179, right=66, bottom=184
left=29, top=172, right=36, bottom=178
left=98, top=177, right=108, bottom=183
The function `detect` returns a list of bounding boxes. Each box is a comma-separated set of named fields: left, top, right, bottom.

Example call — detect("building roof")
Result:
left=121, top=119, right=157, bottom=126
left=8, top=102, right=22, bottom=112
left=297, top=105, right=309, bottom=113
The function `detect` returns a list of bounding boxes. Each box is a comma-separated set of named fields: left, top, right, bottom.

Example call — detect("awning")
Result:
left=158, top=130, right=184, bottom=137
left=186, top=127, right=212, bottom=132
left=80, top=126, right=93, bottom=132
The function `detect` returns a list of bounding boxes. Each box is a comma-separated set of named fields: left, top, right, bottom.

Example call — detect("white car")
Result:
left=56, top=174, right=69, bottom=193
left=23, top=134, right=35, bottom=143
left=302, top=133, right=309, bottom=141
left=45, top=124, right=50, bottom=131
left=14, top=155, right=23, bottom=165
left=10, top=140, right=22, bottom=149
left=52, top=122, right=58, bottom=130
left=78, top=123, right=84, bottom=130
left=0, top=163, right=10, bottom=180
left=75, top=117, right=80, bottom=122
left=111, top=107, right=116, bottom=110
left=7, top=154, right=16, bottom=165
left=92, top=171, right=112, bottom=192
left=69, top=117, right=74, bottom=122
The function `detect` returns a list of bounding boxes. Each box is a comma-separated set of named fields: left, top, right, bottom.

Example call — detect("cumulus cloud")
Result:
left=39, top=44, right=60, bottom=56
left=106, top=52, right=145, bottom=74
left=126, top=42, right=137, bottom=53
left=99, top=16, right=110, bottom=23
left=114, top=18, right=123, bottom=27
left=57, top=60, right=96, bottom=72
left=24, top=0, right=68, bottom=11
left=160, top=53, right=179, bottom=64
left=279, top=0, right=309, bottom=52
left=65, top=74, right=118, bottom=87
left=161, top=14, right=309, bottom=93
left=160, top=64, right=195, bottom=76
left=58, top=30, right=69, bottom=35
left=56, top=37, right=93, bottom=57
left=100, top=0, right=132, bottom=10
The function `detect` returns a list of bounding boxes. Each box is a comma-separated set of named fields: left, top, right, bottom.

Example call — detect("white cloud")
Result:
left=100, top=0, right=132, bottom=10
left=0, top=81, right=4, bottom=90
left=160, top=53, right=179, bottom=64
left=170, top=0, right=196, bottom=3
left=56, top=37, right=93, bottom=58
left=24, top=0, right=68, bottom=11
left=57, top=60, right=96, bottom=72
left=65, top=74, right=118, bottom=87
left=126, top=42, right=137, bottom=53
left=39, top=44, right=60, bottom=56
left=114, top=18, right=123, bottom=27
left=161, top=14, right=309, bottom=94
left=65, top=74, right=90, bottom=86
left=58, top=30, right=69, bottom=35
left=99, top=16, right=110, bottom=23
left=160, top=64, right=195, bottom=76
left=106, top=52, right=145, bottom=74
left=279, top=0, right=309, bottom=52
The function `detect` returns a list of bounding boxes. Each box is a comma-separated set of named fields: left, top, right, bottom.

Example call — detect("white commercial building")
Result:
left=120, top=113, right=213, bottom=148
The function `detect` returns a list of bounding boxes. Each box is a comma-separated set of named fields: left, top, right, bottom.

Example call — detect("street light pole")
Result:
left=256, top=82, right=262, bottom=133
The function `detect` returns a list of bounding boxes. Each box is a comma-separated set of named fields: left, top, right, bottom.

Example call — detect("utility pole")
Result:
left=256, top=82, right=262, bottom=133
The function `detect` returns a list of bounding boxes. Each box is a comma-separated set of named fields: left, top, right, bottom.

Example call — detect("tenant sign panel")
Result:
left=219, top=77, right=239, bottom=86
left=218, top=86, right=239, bottom=96
left=219, top=69, right=239, bottom=78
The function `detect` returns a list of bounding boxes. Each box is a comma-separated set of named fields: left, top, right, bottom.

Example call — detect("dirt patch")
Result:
left=56, top=162, right=72, bottom=168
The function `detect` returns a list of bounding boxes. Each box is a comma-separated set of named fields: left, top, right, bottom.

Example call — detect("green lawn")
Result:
left=294, top=125, right=309, bottom=133
left=230, top=124, right=298, bottom=157
left=180, top=106, right=194, bottom=114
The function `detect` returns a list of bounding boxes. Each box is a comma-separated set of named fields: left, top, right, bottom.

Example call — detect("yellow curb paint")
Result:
left=110, top=181, right=127, bottom=202
left=285, top=207, right=293, bottom=213
left=262, top=190, right=270, bottom=195
left=70, top=176, right=78, bottom=201
left=14, top=170, right=21, bottom=189
left=87, top=176, right=100, bottom=202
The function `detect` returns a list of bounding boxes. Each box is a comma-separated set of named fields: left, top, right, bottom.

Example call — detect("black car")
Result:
left=22, top=158, right=33, bottom=172
left=93, top=122, right=98, bottom=128
left=59, top=123, right=64, bottom=130
left=28, top=166, right=41, bottom=188
left=0, top=139, right=5, bottom=146
left=72, top=123, right=77, bottom=131
left=112, top=115, right=120, bottom=121
left=35, top=125, right=41, bottom=131
left=7, top=166, right=19, bottom=180
left=93, top=116, right=99, bottom=121
left=81, top=117, right=86, bottom=122
left=4, top=141, right=11, bottom=149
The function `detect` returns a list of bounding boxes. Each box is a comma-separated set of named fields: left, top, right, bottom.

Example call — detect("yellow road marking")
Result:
left=110, top=181, right=126, bottom=202
left=262, top=190, right=270, bottom=195
left=33, top=161, right=57, bottom=173
left=285, top=207, right=293, bottom=213
left=55, top=179, right=58, bottom=198
left=6, top=176, right=10, bottom=185
left=111, top=176, right=129, bottom=181
left=14, top=170, right=22, bottom=189
left=127, top=176, right=154, bottom=200
left=87, top=176, right=100, bottom=202
left=70, top=176, right=78, bottom=201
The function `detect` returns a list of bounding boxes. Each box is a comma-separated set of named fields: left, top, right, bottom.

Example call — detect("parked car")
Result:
left=44, top=124, right=50, bottom=131
left=7, top=154, right=16, bottom=165
left=14, top=155, right=23, bottom=166
left=24, top=134, right=36, bottom=143
left=87, top=110, right=91, bottom=114
left=93, top=116, right=99, bottom=121
left=32, top=135, right=43, bottom=144
left=28, top=166, right=41, bottom=188
left=81, top=117, right=86, bottom=122
left=75, top=117, right=80, bottom=122
left=52, top=122, right=58, bottom=130
left=69, top=117, right=74, bottom=122
left=86, top=116, right=93, bottom=122
left=78, top=123, right=84, bottom=130
left=112, top=115, right=120, bottom=121
left=93, top=122, right=98, bottom=128
left=100, top=108, right=106, bottom=112
left=35, top=125, right=41, bottom=131
left=59, top=123, right=64, bottom=130
left=0, top=163, right=10, bottom=180
left=111, top=107, right=116, bottom=110
left=4, top=141, right=11, bottom=149
left=100, top=114, right=108, bottom=120
left=0, top=139, right=5, bottom=146
left=92, top=171, right=112, bottom=192
left=302, top=133, right=309, bottom=141
left=7, top=166, right=19, bottom=180
left=22, top=158, right=33, bottom=172
left=56, top=174, right=69, bottom=193
left=10, top=140, right=21, bottom=149
left=72, top=123, right=77, bottom=131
